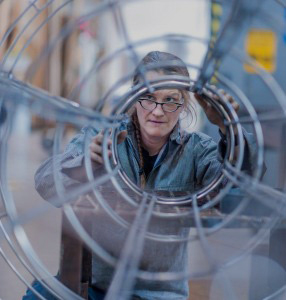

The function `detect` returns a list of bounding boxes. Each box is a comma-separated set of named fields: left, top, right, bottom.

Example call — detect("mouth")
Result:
left=148, top=120, right=166, bottom=124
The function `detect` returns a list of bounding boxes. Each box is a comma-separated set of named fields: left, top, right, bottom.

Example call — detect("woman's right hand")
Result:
left=89, top=130, right=127, bottom=164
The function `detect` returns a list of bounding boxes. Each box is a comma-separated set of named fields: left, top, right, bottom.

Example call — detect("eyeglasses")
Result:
left=138, top=97, right=183, bottom=113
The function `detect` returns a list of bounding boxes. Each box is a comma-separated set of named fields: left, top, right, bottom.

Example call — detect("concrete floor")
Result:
left=0, top=130, right=279, bottom=300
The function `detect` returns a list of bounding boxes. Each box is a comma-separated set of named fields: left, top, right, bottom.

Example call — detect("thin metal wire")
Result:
left=24, top=0, right=209, bottom=89
left=9, top=122, right=82, bottom=298
left=195, top=72, right=265, bottom=234
left=29, top=0, right=40, bottom=12
left=1, top=0, right=286, bottom=298
left=0, top=246, right=46, bottom=300
left=12, top=167, right=119, bottom=229
left=231, top=48, right=286, bottom=116
left=0, top=107, right=68, bottom=299
left=0, top=0, right=38, bottom=48
left=105, top=194, right=154, bottom=300
left=263, top=283, right=286, bottom=300
left=225, top=111, right=286, bottom=125
left=192, top=194, right=238, bottom=300
left=10, top=0, right=72, bottom=74
left=224, top=164, right=286, bottom=217
left=67, top=70, right=272, bottom=251
left=1, top=183, right=80, bottom=299
left=106, top=79, right=237, bottom=205
left=194, top=0, right=263, bottom=91
left=110, top=0, right=154, bottom=94
left=0, top=216, right=62, bottom=300
left=0, top=73, right=126, bottom=128
left=69, top=33, right=208, bottom=103
left=0, top=0, right=55, bottom=71
left=216, top=73, right=265, bottom=180
left=24, top=0, right=124, bottom=82
left=0, top=107, right=120, bottom=299
left=55, top=109, right=268, bottom=282
left=98, top=48, right=274, bottom=213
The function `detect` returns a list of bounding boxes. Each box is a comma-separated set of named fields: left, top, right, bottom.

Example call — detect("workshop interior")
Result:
left=1, top=0, right=286, bottom=299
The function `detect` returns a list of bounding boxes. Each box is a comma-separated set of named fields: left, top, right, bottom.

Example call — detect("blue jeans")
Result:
left=22, top=279, right=105, bottom=300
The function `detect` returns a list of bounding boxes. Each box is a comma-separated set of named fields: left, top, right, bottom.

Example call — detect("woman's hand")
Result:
left=194, top=86, right=239, bottom=135
left=89, top=130, right=127, bottom=164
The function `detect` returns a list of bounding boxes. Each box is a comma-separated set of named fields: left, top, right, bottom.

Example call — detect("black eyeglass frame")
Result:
left=137, top=98, right=184, bottom=113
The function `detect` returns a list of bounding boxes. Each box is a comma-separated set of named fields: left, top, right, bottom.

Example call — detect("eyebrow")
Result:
left=144, top=91, right=181, bottom=98
left=167, top=92, right=181, bottom=98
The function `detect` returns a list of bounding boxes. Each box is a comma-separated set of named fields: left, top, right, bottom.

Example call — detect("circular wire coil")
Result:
left=0, top=0, right=286, bottom=299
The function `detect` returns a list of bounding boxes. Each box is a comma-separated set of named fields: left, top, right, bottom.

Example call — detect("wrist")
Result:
left=219, top=129, right=240, bottom=146
left=218, top=123, right=226, bottom=135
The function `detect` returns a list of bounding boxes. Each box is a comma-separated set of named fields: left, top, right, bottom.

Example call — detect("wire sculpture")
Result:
left=0, top=0, right=286, bottom=299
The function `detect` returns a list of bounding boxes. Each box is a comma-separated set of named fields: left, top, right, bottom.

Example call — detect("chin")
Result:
left=146, top=128, right=168, bottom=138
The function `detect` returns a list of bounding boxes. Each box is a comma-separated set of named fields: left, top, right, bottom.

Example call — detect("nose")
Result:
left=152, top=103, right=165, bottom=116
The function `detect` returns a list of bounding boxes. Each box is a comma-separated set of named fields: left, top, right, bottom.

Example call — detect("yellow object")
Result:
left=244, top=29, right=277, bottom=73
left=211, top=19, right=221, bottom=33
left=212, top=3, right=222, bottom=16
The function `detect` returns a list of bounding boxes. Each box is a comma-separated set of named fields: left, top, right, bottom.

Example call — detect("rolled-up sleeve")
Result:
left=217, top=128, right=263, bottom=176
left=194, top=129, right=262, bottom=189
left=34, top=126, right=96, bottom=203
left=193, top=134, right=222, bottom=188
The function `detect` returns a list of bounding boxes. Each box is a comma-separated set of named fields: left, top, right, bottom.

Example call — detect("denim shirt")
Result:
left=34, top=121, right=257, bottom=300
left=119, top=122, right=226, bottom=192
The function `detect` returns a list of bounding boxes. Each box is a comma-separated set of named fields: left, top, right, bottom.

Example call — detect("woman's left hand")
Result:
left=194, top=85, right=239, bottom=135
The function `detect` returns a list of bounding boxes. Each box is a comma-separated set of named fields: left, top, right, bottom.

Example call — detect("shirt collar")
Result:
left=170, top=122, right=185, bottom=145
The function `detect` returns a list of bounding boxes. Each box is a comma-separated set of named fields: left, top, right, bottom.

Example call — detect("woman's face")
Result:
left=135, top=71, right=184, bottom=141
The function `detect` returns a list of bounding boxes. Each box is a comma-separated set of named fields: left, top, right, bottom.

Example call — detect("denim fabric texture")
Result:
left=34, top=121, right=257, bottom=300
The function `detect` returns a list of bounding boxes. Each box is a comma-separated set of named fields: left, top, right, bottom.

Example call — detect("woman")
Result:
left=88, top=51, right=254, bottom=193
left=25, top=51, right=256, bottom=299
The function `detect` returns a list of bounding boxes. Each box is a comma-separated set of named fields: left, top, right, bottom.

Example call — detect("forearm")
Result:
left=218, top=128, right=259, bottom=174
left=62, top=158, right=105, bottom=182
left=62, top=163, right=88, bottom=182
